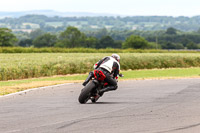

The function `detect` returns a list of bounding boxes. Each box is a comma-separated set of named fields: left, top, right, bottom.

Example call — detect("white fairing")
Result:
left=100, top=57, right=120, bottom=73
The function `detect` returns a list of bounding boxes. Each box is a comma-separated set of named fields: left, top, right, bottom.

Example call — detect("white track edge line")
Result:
left=0, top=83, right=74, bottom=99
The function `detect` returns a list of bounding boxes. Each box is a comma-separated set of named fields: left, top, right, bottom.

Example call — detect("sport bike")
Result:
left=78, top=70, right=123, bottom=104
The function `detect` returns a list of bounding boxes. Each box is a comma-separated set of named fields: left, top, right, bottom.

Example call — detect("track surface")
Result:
left=0, top=78, right=200, bottom=133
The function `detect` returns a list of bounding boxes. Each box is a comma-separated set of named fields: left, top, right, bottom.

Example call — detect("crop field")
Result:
left=0, top=53, right=200, bottom=81
left=46, top=22, right=63, bottom=27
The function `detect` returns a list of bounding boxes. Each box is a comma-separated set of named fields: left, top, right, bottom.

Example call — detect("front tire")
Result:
left=78, top=81, right=96, bottom=104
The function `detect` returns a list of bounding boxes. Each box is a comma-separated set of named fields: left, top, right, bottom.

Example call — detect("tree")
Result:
left=114, top=40, right=122, bottom=48
left=147, top=42, right=161, bottom=49
left=161, top=42, right=184, bottom=49
left=122, top=35, right=148, bottom=49
left=166, top=27, right=177, bottom=35
left=0, top=28, right=18, bottom=47
left=33, top=33, right=57, bottom=47
left=29, top=29, right=45, bottom=40
left=18, top=39, right=33, bottom=47
left=197, top=28, right=200, bottom=33
left=186, top=42, right=198, bottom=49
left=175, top=43, right=185, bottom=49
left=98, top=36, right=115, bottom=48
left=181, top=38, right=192, bottom=47
left=197, top=44, right=200, bottom=49
left=162, top=42, right=176, bottom=49
left=85, top=37, right=98, bottom=48
left=57, top=26, right=86, bottom=48
left=95, top=28, right=108, bottom=39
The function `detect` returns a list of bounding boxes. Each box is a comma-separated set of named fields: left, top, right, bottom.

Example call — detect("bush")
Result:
left=0, top=47, right=199, bottom=53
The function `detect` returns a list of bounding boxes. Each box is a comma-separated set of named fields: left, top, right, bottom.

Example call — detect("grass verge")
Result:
left=0, top=67, right=200, bottom=95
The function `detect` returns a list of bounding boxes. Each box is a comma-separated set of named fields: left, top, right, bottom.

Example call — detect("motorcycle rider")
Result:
left=82, top=54, right=120, bottom=96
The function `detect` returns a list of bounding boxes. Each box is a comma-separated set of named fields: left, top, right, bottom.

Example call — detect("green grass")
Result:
left=122, top=67, right=200, bottom=79
left=0, top=67, right=200, bottom=95
left=0, top=74, right=87, bottom=87
left=1, top=53, right=200, bottom=81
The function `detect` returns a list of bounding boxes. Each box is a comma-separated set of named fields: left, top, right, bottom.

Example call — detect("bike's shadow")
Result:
left=87, top=101, right=128, bottom=104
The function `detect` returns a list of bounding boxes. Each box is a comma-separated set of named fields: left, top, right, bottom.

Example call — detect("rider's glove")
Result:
left=115, top=76, right=118, bottom=82
left=93, top=64, right=98, bottom=69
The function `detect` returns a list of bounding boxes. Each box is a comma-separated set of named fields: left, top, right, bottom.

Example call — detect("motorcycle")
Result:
left=78, top=70, right=123, bottom=104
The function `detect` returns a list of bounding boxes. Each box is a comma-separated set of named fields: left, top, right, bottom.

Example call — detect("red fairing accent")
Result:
left=94, top=70, right=106, bottom=81
left=104, top=83, right=108, bottom=86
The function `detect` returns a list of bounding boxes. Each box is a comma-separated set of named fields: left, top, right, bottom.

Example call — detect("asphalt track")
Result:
left=0, top=78, right=200, bottom=133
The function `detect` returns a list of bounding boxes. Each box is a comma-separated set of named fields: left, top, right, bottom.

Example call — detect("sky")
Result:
left=1, top=0, right=200, bottom=17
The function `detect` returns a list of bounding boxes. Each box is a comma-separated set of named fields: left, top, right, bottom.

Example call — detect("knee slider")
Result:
left=114, top=85, right=118, bottom=90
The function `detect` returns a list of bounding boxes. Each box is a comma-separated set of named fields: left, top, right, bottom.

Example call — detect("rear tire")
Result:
left=78, top=81, right=96, bottom=104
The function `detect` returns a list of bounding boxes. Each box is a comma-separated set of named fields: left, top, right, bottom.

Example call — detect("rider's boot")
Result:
left=82, top=72, right=94, bottom=86
left=99, top=85, right=117, bottom=96
left=91, top=94, right=100, bottom=103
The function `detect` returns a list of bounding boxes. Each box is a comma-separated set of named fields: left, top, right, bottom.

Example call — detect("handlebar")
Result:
left=119, top=73, right=124, bottom=77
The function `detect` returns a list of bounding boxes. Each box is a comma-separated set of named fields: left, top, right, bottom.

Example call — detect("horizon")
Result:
left=0, top=10, right=199, bottom=18
left=1, top=0, right=200, bottom=17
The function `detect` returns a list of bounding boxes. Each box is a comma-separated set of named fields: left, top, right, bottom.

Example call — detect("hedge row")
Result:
left=0, top=47, right=200, bottom=53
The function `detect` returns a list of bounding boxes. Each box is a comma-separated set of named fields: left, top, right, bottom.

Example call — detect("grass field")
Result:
left=0, top=53, right=200, bottom=81
left=0, top=67, right=200, bottom=95
left=0, top=52, right=200, bottom=95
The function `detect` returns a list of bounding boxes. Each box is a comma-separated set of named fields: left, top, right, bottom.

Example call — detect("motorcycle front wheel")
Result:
left=78, top=81, right=96, bottom=104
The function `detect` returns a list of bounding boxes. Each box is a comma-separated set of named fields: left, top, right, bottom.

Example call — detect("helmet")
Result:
left=111, top=54, right=120, bottom=62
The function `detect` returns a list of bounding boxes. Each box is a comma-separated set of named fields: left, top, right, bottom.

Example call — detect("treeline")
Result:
left=1, top=26, right=200, bottom=49
left=2, top=15, right=200, bottom=31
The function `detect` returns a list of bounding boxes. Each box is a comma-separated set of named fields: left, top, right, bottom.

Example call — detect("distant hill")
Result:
left=0, top=10, right=119, bottom=18
left=1, top=14, right=200, bottom=32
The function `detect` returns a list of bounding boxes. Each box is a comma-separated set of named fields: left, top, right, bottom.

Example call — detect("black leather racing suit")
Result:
left=94, top=56, right=120, bottom=92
